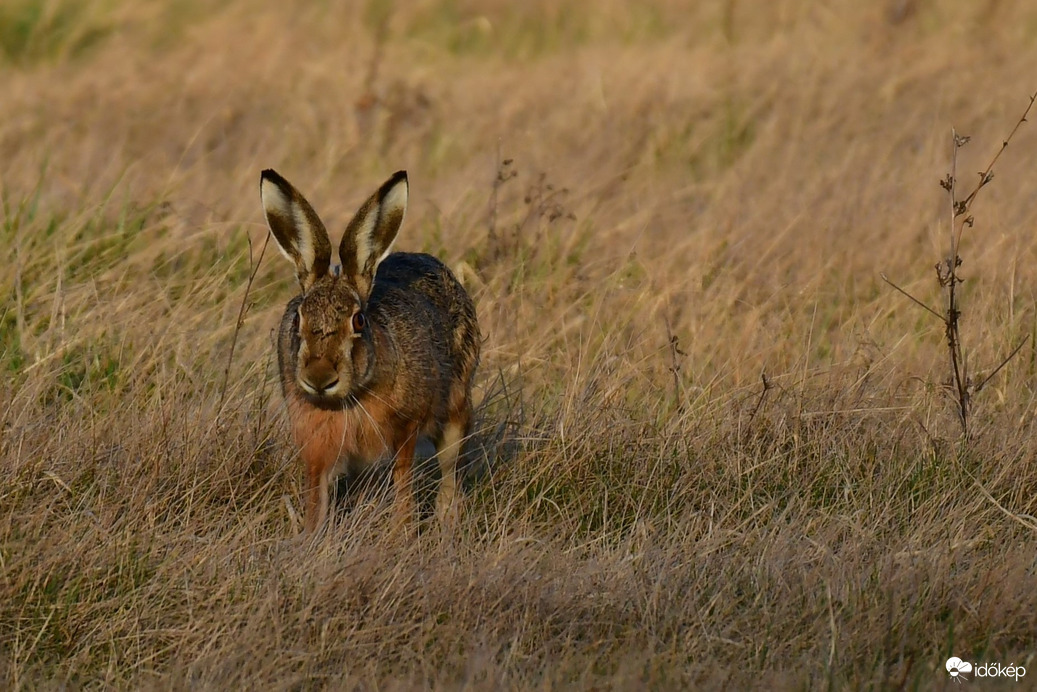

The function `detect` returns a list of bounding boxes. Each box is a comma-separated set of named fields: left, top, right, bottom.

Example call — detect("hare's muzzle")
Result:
left=298, top=358, right=341, bottom=397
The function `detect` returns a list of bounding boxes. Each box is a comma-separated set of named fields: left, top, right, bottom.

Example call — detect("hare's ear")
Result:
left=340, top=171, right=407, bottom=298
left=260, top=169, right=332, bottom=291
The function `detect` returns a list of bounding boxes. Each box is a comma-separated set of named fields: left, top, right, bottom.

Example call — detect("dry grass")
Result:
left=2, top=0, right=1037, bottom=688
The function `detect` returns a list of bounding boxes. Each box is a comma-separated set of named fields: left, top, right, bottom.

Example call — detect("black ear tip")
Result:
left=261, top=169, right=286, bottom=187
left=377, top=170, right=408, bottom=198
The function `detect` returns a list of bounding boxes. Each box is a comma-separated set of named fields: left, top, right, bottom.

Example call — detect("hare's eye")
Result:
left=351, top=311, right=366, bottom=332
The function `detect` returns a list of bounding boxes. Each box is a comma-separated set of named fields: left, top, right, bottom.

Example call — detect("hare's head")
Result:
left=261, top=169, right=407, bottom=402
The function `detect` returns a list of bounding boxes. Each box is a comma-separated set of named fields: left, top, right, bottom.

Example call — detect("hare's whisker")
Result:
left=351, top=393, right=391, bottom=451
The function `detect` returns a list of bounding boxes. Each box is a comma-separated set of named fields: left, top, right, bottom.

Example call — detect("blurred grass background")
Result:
left=2, top=0, right=1037, bottom=688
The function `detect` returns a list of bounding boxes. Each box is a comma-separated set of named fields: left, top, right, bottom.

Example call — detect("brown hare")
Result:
left=260, top=169, right=480, bottom=534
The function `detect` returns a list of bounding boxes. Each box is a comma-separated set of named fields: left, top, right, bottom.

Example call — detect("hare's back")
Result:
left=371, top=253, right=479, bottom=365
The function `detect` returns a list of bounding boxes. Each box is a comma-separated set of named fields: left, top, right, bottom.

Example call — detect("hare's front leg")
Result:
left=302, top=446, right=336, bottom=534
left=391, top=428, right=419, bottom=531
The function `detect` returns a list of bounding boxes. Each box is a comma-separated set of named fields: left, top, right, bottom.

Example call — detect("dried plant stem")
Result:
left=943, top=129, right=969, bottom=436
left=888, top=93, right=1034, bottom=439
left=488, top=140, right=502, bottom=246
left=959, top=92, right=1036, bottom=214
left=975, top=335, right=1030, bottom=394
left=745, top=371, right=772, bottom=435
left=487, top=144, right=516, bottom=260
left=880, top=273, right=942, bottom=321
left=217, top=230, right=270, bottom=417
left=663, top=317, right=686, bottom=411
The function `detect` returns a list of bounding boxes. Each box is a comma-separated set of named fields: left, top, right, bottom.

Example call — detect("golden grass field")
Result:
left=2, top=0, right=1037, bottom=688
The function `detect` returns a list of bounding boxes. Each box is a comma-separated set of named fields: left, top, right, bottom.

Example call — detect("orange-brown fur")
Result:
left=286, top=383, right=395, bottom=531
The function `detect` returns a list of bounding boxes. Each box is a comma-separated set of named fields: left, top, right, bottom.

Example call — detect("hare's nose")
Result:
left=301, top=361, right=339, bottom=394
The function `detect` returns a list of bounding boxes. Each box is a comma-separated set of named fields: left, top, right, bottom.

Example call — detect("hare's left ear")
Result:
left=261, top=169, right=332, bottom=291
left=340, top=171, right=408, bottom=299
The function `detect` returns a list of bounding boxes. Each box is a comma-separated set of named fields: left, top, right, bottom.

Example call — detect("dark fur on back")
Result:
left=369, top=252, right=480, bottom=395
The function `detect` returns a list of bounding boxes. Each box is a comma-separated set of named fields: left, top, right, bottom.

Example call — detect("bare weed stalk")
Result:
left=885, top=93, right=1035, bottom=438
left=217, top=230, right=269, bottom=418
left=487, top=145, right=516, bottom=261
left=744, top=371, right=773, bottom=438
left=664, top=316, right=686, bottom=412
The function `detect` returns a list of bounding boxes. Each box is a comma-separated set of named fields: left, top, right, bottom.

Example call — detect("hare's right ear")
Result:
left=260, top=169, right=332, bottom=291
left=340, top=171, right=408, bottom=299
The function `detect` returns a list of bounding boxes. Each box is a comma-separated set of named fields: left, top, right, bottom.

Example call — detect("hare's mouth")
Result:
left=298, top=377, right=345, bottom=399
left=297, top=379, right=368, bottom=410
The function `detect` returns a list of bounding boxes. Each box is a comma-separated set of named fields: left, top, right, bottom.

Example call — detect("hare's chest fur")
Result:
left=287, top=393, right=395, bottom=474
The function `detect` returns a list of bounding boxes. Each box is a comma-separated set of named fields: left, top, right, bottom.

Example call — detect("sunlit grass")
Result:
left=2, top=0, right=1037, bottom=688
